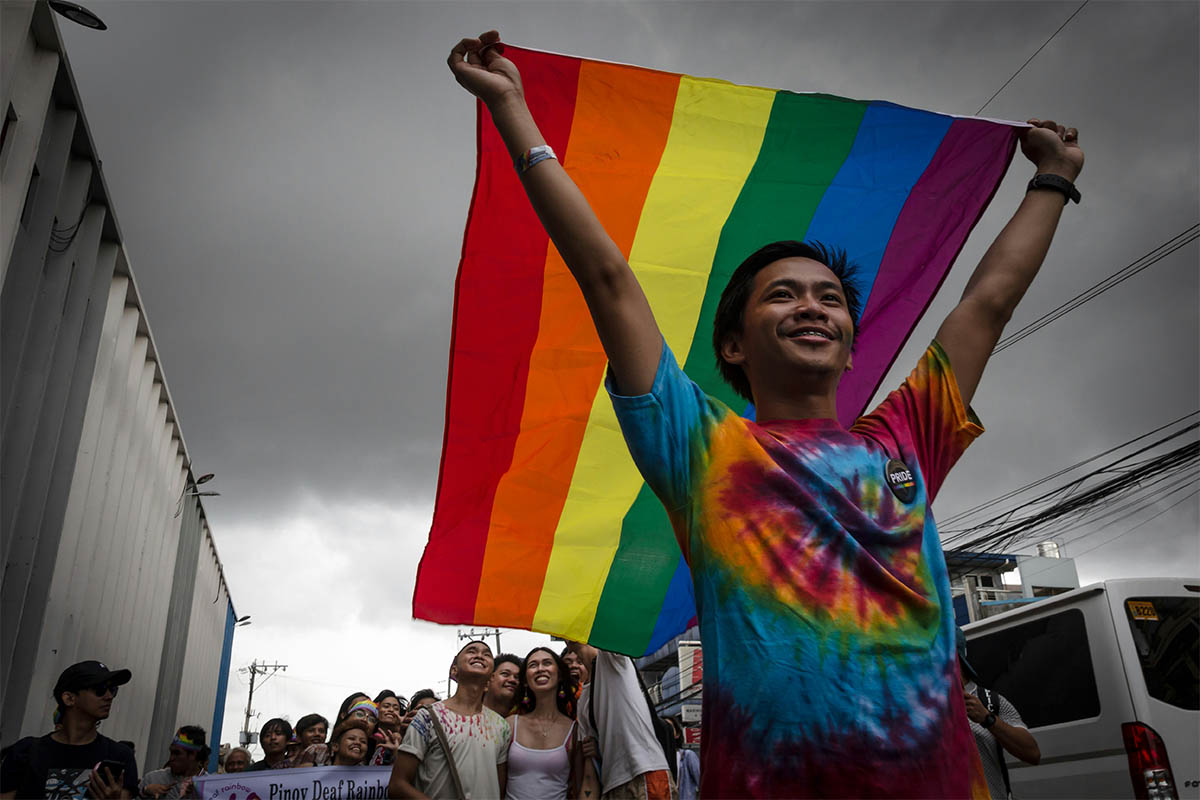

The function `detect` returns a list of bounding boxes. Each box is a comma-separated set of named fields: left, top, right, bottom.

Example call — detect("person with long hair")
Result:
left=506, top=647, right=584, bottom=800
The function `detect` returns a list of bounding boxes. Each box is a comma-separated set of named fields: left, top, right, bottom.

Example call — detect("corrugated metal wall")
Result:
left=0, top=1, right=237, bottom=763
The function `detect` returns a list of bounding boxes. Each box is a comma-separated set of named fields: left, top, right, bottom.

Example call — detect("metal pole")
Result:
left=241, top=659, right=258, bottom=743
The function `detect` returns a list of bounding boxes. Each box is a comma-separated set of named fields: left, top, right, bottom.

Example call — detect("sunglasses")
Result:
left=84, top=683, right=119, bottom=697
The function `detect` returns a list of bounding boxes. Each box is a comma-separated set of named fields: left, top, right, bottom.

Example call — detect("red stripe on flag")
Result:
left=474, top=59, right=681, bottom=629
left=413, top=49, right=582, bottom=623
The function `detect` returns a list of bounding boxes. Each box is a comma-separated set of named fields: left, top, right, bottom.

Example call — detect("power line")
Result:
left=942, top=420, right=1198, bottom=542
left=993, top=224, right=1199, bottom=354
left=939, top=411, right=1198, bottom=528
left=945, top=438, right=1198, bottom=561
left=976, top=0, right=1091, bottom=116
left=1017, top=486, right=1198, bottom=584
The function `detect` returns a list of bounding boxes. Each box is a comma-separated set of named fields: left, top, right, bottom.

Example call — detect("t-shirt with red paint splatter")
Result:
left=399, top=701, right=511, bottom=798
left=608, top=340, right=989, bottom=798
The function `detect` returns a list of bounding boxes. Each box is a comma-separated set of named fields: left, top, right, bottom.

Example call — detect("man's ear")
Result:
left=449, top=664, right=458, bottom=681
left=720, top=333, right=746, bottom=367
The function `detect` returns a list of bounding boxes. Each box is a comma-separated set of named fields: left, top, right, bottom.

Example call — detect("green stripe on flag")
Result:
left=588, top=92, right=869, bottom=653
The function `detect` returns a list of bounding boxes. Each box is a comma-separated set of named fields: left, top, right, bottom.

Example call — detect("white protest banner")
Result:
left=193, top=766, right=390, bottom=800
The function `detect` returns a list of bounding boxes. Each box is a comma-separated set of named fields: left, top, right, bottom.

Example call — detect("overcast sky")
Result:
left=59, top=0, right=1197, bottom=754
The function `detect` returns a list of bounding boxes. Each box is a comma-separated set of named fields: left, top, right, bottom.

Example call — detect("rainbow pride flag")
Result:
left=414, top=47, right=1020, bottom=656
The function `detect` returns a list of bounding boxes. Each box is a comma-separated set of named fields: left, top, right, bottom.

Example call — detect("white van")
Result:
left=963, top=577, right=1198, bottom=799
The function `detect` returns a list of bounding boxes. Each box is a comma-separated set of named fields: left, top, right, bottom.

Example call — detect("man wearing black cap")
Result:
left=0, top=660, right=138, bottom=799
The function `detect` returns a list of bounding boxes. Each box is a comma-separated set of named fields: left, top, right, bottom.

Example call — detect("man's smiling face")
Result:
left=721, top=257, right=855, bottom=394
left=452, top=641, right=494, bottom=682
left=488, top=662, right=519, bottom=704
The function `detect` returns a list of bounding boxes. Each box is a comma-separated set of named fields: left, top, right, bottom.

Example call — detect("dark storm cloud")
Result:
left=59, top=1, right=1196, bottom=589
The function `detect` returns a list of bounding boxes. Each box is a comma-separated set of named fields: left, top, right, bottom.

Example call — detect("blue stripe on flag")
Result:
left=805, top=102, right=953, bottom=306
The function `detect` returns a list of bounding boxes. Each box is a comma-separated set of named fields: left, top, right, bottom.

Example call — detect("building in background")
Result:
left=948, top=541, right=1080, bottom=625
left=1, top=0, right=236, bottom=772
left=636, top=627, right=702, bottom=748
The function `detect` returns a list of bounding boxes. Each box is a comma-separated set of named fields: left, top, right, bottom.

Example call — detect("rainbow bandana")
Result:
left=347, top=700, right=377, bottom=717
left=413, top=46, right=1020, bottom=656
left=172, top=733, right=203, bottom=751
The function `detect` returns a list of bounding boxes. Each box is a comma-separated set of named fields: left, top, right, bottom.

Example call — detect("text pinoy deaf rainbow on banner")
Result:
left=414, top=46, right=1020, bottom=656
left=193, top=767, right=391, bottom=800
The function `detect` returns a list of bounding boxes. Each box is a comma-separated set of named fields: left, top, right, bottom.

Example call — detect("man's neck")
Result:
left=264, top=750, right=285, bottom=766
left=750, top=369, right=841, bottom=423
left=51, top=714, right=99, bottom=746
left=446, top=680, right=487, bottom=715
left=753, top=389, right=840, bottom=424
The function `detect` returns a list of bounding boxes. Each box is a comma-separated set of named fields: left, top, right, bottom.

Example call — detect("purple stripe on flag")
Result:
left=837, top=118, right=1019, bottom=423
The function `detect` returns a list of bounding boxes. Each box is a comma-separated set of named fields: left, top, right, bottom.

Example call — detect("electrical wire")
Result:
left=942, top=422, right=1198, bottom=543
left=993, top=225, right=1199, bottom=354
left=976, top=0, right=1091, bottom=116
left=944, top=436, right=1198, bottom=574
left=939, top=411, right=1198, bottom=528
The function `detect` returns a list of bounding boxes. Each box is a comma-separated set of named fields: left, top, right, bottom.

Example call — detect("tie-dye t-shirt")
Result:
left=608, top=340, right=989, bottom=799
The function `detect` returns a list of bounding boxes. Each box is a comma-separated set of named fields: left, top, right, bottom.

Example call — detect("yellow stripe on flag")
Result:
left=532, top=77, right=776, bottom=639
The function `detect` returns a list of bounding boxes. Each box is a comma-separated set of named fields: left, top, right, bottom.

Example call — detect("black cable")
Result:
left=946, top=440, right=1198, bottom=566
left=939, top=411, right=1198, bottom=527
left=993, top=226, right=1199, bottom=354
left=941, top=422, right=1198, bottom=542
left=976, top=0, right=1091, bottom=116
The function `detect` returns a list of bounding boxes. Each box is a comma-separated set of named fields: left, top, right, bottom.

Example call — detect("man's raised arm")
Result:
left=448, top=31, right=663, bottom=395
left=936, top=119, right=1084, bottom=407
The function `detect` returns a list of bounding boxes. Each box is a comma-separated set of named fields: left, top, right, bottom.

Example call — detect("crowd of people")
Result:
left=0, top=643, right=710, bottom=800
left=0, top=638, right=1040, bottom=799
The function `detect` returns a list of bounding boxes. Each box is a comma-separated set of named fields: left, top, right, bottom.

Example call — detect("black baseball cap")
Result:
left=53, top=660, right=132, bottom=698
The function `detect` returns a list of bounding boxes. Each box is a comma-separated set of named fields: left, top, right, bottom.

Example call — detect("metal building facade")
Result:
left=1, top=0, right=236, bottom=770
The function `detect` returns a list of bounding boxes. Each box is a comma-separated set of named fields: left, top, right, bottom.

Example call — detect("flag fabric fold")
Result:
left=414, top=46, right=1019, bottom=656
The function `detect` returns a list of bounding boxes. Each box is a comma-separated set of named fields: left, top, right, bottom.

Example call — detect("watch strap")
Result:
left=982, top=712, right=997, bottom=729
left=1027, top=173, right=1081, bottom=204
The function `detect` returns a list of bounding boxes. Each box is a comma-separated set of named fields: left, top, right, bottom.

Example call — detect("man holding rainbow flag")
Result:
left=444, top=30, right=1083, bottom=799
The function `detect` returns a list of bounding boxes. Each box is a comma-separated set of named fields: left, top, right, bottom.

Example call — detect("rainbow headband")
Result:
left=348, top=700, right=377, bottom=717
left=172, top=733, right=203, bottom=751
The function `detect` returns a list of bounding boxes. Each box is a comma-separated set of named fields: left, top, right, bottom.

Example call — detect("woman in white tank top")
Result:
left=506, top=647, right=580, bottom=800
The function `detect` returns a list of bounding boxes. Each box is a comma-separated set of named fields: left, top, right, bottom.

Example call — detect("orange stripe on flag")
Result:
left=474, top=61, right=681, bottom=628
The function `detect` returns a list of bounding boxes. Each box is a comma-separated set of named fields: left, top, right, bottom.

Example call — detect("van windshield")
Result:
left=1124, top=596, right=1199, bottom=710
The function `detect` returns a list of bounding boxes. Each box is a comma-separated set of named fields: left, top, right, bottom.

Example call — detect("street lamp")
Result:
left=48, top=0, right=107, bottom=30
left=175, top=472, right=221, bottom=517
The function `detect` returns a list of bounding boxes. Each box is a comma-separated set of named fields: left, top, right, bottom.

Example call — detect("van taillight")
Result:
left=1122, top=722, right=1178, bottom=800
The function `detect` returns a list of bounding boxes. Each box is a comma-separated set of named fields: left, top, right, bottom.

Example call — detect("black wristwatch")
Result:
left=982, top=712, right=997, bottom=729
left=1027, top=173, right=1081, bottom=204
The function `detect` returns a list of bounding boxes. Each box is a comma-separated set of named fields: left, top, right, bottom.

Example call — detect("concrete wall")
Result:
left=0, top=1, right=236, bottom=763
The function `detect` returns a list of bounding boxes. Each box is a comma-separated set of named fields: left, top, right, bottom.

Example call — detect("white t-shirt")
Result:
left=399, top=701, right=511, bottom=799
left=577, top=651, right=668, bottom=790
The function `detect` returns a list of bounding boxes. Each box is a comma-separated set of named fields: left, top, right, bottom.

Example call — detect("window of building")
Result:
left=967, top=608, right=1101, bottom=728
left=979, top=575, right=995, bottom=588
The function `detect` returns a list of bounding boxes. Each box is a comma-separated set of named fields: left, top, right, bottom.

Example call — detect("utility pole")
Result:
left=239, top=659, right=287, bottom=746
left=458, top=627, right=502, bottom=655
